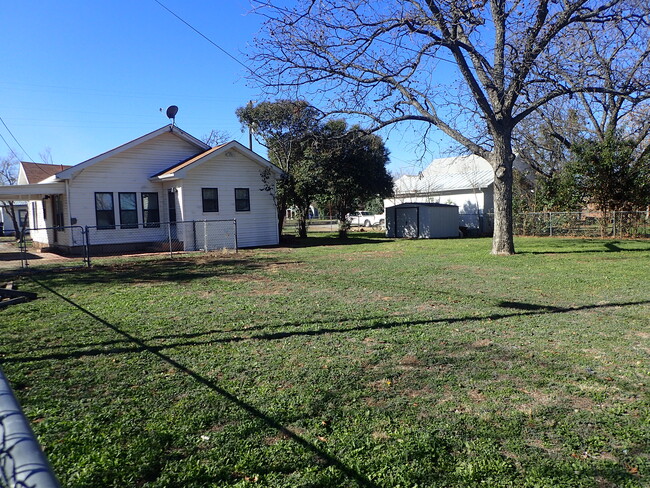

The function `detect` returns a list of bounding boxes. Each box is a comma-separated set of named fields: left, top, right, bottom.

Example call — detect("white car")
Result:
left=346, top=210, right=385, bottom=228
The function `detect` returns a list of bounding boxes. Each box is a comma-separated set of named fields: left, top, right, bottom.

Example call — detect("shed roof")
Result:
left=388, top=202, right=458, bottom=208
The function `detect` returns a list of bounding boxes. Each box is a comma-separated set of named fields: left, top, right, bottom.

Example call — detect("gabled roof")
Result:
left=394, top=154, right=532, bottom=196
left=19, top=162, right=73, bottom=184
left=395, top=155, right=494, bottom=195
left=152, top=140, right=283, bottom=180
left=53, top=125, right=210, bottom=180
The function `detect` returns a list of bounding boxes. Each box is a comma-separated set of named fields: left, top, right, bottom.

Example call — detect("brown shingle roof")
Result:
left=20, top=162, right=72, bottom=184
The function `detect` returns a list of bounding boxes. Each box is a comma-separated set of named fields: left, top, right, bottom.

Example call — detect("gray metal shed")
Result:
left=386, top=202, right=459, bottom=238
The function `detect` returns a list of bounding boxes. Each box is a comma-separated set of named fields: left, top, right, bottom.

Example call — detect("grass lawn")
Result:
left=1, top=235, right=649, bottom=487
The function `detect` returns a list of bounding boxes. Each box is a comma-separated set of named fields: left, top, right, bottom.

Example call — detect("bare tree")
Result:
left=0, top=153, right=22, bottom=239
left=201, top=130, right=231, bottom=147
left=249, top=0, right=650, bottom=254
left=515, top=11, right=650, bottom=177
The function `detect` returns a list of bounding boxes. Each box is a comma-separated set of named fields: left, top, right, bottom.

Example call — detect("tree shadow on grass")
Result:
left=9, top=281, right=649, bottom=365
left=517, top=239, right=650, bottom=255
left=19, top=277, right=380, bottom=488
left=23, top=255, right=302, bottom=287
left=281, top=233, right=392, bottom=248
left=7, top=283, right=648, bottom=486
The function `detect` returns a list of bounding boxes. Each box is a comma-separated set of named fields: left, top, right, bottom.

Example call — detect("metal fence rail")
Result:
left=0, top=220, right=238, bottom=273
left=1, top=369, right=60, bottom=488
left=514, top=211, right=650, bottom=238
left=84, top=219, right=237, bottom=261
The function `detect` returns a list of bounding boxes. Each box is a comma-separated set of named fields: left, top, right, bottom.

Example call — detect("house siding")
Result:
left=66, top=132, right=200, bottom=245
left=179, top=148, right=279, bottom=248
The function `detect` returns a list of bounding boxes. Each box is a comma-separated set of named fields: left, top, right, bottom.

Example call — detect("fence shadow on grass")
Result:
left=8, top=283, right=648, bottom=486
left=23, top=277, right=380, bottom=488
left=517, top=239, right=650, bottom=255
left=281, top=234, right=392, bottom=248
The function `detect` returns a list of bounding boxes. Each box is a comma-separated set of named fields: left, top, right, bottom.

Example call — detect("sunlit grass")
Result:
left=2, top=235, right=649, bottom=487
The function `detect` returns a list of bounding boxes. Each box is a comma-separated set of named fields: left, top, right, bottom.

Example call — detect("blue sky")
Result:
left=1, top=1, right=445, bottom=175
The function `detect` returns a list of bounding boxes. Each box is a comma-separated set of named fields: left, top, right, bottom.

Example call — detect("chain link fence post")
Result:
left=83, top=226, right=91, bottom=267
left=233, top=219, right=238, bottom=252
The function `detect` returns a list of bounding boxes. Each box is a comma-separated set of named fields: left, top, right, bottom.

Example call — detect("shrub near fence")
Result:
left=514, top=211, right=650, bottom=238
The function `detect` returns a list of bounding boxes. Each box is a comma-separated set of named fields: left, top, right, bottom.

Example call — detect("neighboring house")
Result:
left=385, top=155, right=530, bottom=234
left=0, top=202, right=28, bottom=236
left=0, top=124, right=282, bottom=252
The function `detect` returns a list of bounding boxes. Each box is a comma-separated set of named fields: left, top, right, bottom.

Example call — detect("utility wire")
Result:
left=0, top=115, right=34, bottom=162
left=153, top=0, right=266, bottom=82
left=0, top=132, right=22, bottom=162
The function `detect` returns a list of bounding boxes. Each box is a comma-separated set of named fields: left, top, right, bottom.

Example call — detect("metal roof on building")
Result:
left=394, top=155, right=494, bottom=195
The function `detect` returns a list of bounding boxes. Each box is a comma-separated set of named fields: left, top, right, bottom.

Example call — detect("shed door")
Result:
left=396, top=207, right=418, bottom=238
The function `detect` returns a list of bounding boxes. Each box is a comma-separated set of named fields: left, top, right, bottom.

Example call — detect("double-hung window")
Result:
left=202, top=188, right=219, bottom=212
left=95, top=192, right=115, bottom=229
left=234, top=188, right=250, bottom=212
left=119, top=192, right=138, bottom=229
left=141, top=192, right=160, bottom=228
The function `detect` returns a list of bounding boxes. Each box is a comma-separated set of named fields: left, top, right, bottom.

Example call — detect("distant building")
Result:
left=0, top=125, right=283, bottom=251
left=385, top=155, right=530, bottom=235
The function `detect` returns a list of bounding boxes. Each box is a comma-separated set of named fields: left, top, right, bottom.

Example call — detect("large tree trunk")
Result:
left=297, top=207, right=309, bottom=238
left=277, top=198, right=287, bottom=239
left=490, top=133, right=516, bottom=255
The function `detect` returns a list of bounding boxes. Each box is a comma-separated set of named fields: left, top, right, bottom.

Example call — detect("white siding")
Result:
left=66, top=132, right=200, bottom=245
left=179, top=148, right=279, bottom=248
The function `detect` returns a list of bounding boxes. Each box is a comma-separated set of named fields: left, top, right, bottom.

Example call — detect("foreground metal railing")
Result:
left=0, top=369, right=60, bottom=488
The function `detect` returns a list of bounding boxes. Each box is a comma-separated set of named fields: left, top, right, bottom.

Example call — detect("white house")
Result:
left=0, top=203, right=28, bottom=236
left=0, top=125, right=282, bottom=252
left=385, top=155, right=530, bottom=235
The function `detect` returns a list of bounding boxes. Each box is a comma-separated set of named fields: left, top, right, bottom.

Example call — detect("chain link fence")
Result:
left=1, top=369, right=61, bottom=488
left=514, top=211, right=650, bottom=238
left=0, top=220, right=237, bottom=273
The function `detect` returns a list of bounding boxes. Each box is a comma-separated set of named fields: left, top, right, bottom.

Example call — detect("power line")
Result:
left=0, top=115, right=34, bottom=162
left=152, top=0, right=265, bottom=82
left=0, top=131, right=22, bottom=162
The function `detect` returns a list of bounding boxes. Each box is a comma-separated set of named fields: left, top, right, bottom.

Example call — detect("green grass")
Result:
left=1, top=235, right=649, bottom=487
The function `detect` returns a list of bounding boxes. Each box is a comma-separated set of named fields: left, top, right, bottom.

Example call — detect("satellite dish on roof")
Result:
left=166, top=105, right=179, bottom=126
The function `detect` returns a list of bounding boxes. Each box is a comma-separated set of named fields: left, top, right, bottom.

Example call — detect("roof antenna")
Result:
left=165, top=105, right=179, bottom=127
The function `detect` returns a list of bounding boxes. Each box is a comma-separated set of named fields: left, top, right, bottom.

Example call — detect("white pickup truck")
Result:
left=346, top=210, right=385, bottom=228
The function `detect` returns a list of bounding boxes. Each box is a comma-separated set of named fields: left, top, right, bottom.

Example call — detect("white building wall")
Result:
left=384, top=185, right=493, bottom=230
left=179, top=148, right=279, bottom=248
left=66, top=132, right=200, bottom=245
